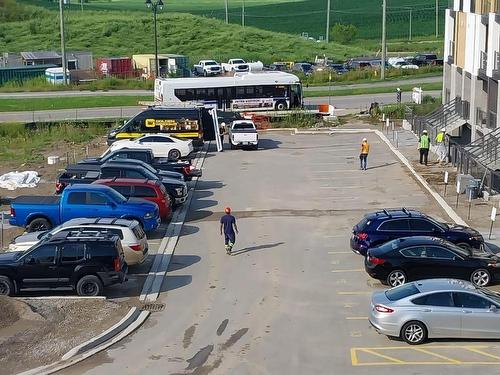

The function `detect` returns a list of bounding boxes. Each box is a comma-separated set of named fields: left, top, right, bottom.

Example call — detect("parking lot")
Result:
left=60, top=131, right=500, bottom=375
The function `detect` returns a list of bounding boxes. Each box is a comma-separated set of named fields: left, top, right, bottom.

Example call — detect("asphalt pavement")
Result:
left=61, top=132, right=497, bottom=375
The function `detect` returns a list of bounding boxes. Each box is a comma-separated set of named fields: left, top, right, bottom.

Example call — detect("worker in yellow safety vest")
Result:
left=435, top=128, right=447, bottom=163
left=418, top=130, right=430, bottom=165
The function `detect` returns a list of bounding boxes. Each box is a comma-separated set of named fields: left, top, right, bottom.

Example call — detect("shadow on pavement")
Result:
left=160, top=275, right=192, bottom=292
left=258, top=138, right=282, bottom=150
left=366, top=162, right=398, bottom=171
left=231, top=242, right=285, bottom=256
left=196, top=180, right=224, bottom=191
left=192, top=199, right=218, bottom=211
left=167, top=255, right=201, bottom=272
left=186, top=210, right=214, bottom=222
left=193, top=190, right=214, bottom=199
left=180, top=224, right=200, bottom=237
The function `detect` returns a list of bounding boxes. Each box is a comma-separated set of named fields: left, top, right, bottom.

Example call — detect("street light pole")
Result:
left=146, top=0, right=164, bottom=78
left=59, top=0, right=68, bottom=85
left=435, top=0, right=439, bottom=37
left=326, top=0, right=331, bottom=43
left=242, top=0, right=245, bottom=28
left=225, top=0, right=229, bottom=24
left=381, top=0, right=386, bottom=80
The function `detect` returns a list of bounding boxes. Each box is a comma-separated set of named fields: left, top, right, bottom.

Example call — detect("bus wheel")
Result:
left=168, top=149, right=181, bottom=160
left=275, top=101, right=288, bottom=111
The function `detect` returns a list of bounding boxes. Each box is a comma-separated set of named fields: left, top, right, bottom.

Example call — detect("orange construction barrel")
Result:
left=318, top=104, right=329, bottom=114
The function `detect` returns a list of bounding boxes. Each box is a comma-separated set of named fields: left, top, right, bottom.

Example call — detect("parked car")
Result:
left=292, top=62, right=313, bottom=75
left=229, top=120, right=258, bottom=150
left=0, top=230, right=128, bottom=296
left=9, top=184, right=160, bottom=233
left=328, top=63, right=349, bottom=74
left=80, top=148, right=201, bottom=181
left=9, top=218, right=148, bottom=266
left=107, top=134, right=194, bottom=160
left=365, top=236, right=500, bottom=287
left=369, top=278, right=500, bottom=345
left=351, top=208, right=484, bottom=256
left=268, top=63, right=288, bottom=72
left=94, top=178, right=172, bottom=220
left=411, top=53, right=438, bottom=66
left=393, top=61, right=419, bottom=70
left=222, top=59, right=249, bottom=73
left=56, top=161, right=188, bottom=207
left=193, top=60, right=222, bottom=76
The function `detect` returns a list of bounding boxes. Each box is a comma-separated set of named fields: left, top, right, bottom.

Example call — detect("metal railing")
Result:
left=476, top=107, right=488, bottom=126
left=494, top=51, right=500, bottom=71
left=489, top=111, right=498, bottom=130
left=480, top=51, right=488, bottom=71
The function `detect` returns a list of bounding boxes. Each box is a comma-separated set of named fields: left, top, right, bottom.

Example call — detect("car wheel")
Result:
left=457, top=242, right=472, bottom=252
left=76, top=275, right=103, bottom=297
left=275, top=100, right=288, bottom=111
left=27, top=218, right=51, bottom=233
left=387, top=270, right=406, bottom=287
left=401, top=321, right=427, bottom=345
left=471, top=269, right=491, bottom=287
left=0, top=276, right=14, bottom=296
left=168, top=149, right=181, bottom=160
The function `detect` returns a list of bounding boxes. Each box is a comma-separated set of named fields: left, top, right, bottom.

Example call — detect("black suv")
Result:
left=351, top=208, right=484, bottom=256
left=0, top=231, right=128, bottom=296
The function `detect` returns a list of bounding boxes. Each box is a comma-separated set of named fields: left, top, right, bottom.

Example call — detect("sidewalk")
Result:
left=345, top=119, right=500, bottom=252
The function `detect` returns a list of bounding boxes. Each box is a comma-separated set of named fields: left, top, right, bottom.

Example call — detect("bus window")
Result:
left=174, top=89, right=186, bottom=101
left=245, top=86, right=255, bottom=98
left=236, top=86, right=245, bottom=97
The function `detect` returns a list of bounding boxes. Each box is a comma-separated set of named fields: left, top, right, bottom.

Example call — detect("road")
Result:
left=0, top=91, right=441, bottom=123
left=62, top=131, right=497, bottom=375
left=0, top=76, right=442, bottom=99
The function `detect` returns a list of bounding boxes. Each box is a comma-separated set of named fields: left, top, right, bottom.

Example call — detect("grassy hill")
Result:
left=0, top=5, right=367, bottom=63
left=27, top=0, right=448, bottom=40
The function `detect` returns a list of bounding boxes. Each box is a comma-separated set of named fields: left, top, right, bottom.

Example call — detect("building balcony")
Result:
left=488, top=111, right=498, bottom=130
left=493, top=51, right=500, bottom=80
left=479, top=51, right=488, bottom=78
left=447, top=40, right=455, bottom=65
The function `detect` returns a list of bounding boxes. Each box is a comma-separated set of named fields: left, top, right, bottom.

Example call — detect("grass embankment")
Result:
left=0, top=95, right=151, bottom=112
left=0, top=5, right=365, bottom=64
left=0, top=121, right=110, bottom=163
left=305, top=82, right=442, bottom=98
left=26, top=0, right=446, bottom=41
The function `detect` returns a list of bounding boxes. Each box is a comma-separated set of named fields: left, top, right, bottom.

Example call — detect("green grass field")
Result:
left=27, top=0, right=448, bottom=40
left=305, top=82, right=443, bottom=97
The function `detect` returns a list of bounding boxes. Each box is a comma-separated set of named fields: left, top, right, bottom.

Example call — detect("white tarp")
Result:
left=0, top=171, right=40, bottom=190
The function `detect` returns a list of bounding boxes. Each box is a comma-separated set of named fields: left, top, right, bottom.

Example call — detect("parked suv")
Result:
left=351, top=208, right=484, bottom=256
left=0, top=231, right=128, bottom=296
left=8, top=217, right=148, bottom=266
left=94, top=178, right=172, bottom=220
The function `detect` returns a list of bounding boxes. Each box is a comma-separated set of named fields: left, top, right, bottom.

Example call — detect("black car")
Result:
left=411, top=53, right=438, bottom=66
left=0, top=231, right=127, bottom=296
left=351, top=208, right=483, bottom=256
left=365, top=236, right=500, bottom=288
left=79, top=148, right=201, bottom=181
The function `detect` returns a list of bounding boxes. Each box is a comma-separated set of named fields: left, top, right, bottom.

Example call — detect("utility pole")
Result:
left=409, top=8, right=412, bottom=41
left=381, top=0, right=386, bottom=80
left=435, top=0, right=439, bottom=37
left=81, top=0, right=83, bottom=11
left=242, top=0, right=245, bottom=27
left=59, top=0, right=68, bottom=85
left=225, top=0, right=229, bottom=24
left=326, top=0, right=331, bottom=43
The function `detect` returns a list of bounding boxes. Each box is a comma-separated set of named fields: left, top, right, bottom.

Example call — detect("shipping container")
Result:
left=133, top=54, right=190, bottom=78
left=96, top=57, right=135, bottom=78
left=0, top=64, right=58, bottom=85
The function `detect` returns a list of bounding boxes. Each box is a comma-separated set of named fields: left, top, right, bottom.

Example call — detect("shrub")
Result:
left=331, top=23, right=358, bottom=44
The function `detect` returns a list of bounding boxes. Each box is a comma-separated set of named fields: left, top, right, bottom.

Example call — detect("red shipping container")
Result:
left=96, top=57, right=134, bottom=78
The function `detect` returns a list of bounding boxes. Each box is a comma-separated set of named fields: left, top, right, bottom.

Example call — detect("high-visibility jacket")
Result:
left=419, top=135, right=430, bottom=149
left=436, top=132, right=445, bottom=143
left=361, top=142, right=370, bottom=154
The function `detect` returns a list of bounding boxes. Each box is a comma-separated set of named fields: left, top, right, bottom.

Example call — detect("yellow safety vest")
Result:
left=436, top=132, right=444, bottom=143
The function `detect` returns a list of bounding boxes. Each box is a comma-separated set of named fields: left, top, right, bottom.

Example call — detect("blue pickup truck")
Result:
left=9, top=184, right=161, bottom=233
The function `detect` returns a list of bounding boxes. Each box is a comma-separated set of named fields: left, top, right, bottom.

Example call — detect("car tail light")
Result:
left=375, top=304, right=394, bottom=313
left=10, top=207, right=15, bottom=217
left=130, top=244, right=143, bottom=252
left=113, top=257, right=121, bottom=272
left=356, top=232, right=368, bottom=240
left=183, top=166, right=190, bottom=175
left=368, top=256, right=386, bottom=265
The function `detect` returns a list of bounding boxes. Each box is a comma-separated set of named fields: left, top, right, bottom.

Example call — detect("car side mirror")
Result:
left=489, top=305, right=498, bottom=313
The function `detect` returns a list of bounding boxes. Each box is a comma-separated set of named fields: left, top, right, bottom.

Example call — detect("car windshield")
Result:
left=205, top=61, right=217, bottom=66
left=478, top=288, right=500, bottom=305
left=302, top=64, right=312, bottom=71
left=441, top=240, right=472, bottom=258
left=233, top=122, right=254, bottom=129
left=426, top=215, right=448, bottom=230
left=233, top=60, right=245, bottom=64
left=377, top=238, right=401, bottom=252
left=106, top=187, right=127, bottom=204
left=385, top=283, right=420, bottom=301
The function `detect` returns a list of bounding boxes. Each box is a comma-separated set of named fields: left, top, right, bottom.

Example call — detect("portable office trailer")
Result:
left=0, top=64, right=57, bottom=85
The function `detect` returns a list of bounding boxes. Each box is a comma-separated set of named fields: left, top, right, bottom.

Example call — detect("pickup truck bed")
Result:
left=13, top=196, right=61, bottom=205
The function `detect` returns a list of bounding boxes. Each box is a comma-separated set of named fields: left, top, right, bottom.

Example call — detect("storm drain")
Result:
left=142, top=303, right=165, bottom=313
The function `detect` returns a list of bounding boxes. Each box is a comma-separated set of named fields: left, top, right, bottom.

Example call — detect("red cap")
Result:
left=225, top=207, right=231, bottom=214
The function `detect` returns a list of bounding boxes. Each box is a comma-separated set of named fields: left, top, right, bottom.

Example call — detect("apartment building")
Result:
left=443, top=0, right=500, bottom=141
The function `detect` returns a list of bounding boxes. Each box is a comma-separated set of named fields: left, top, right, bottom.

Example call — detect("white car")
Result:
left=8, top=218, right=149, bottom=266
left=107, top=134, right=193, bottom=160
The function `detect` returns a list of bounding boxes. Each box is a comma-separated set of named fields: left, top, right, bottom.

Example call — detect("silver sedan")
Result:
left=369, top=278, right=500, bottom=344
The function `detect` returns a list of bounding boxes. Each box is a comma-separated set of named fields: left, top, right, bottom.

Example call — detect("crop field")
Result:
left=29, top=0, right=448, bottom=40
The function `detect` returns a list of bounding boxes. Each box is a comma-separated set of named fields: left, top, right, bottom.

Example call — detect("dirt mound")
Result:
left=0, top=296, right=44, bottom=329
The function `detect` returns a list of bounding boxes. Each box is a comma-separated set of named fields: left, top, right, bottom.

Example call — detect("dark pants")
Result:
left=419, top=148, right=429, bottom=165
left=359, top=154, right=368, bottom=170
left=220, top=135, right=224, bottom=151
left=224, top=232, right=235, bottom=246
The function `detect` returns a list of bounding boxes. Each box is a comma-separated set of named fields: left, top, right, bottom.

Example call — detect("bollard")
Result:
left=443, top=171, right=449, bottom=196
left=489, top=207, right=497, bottom=240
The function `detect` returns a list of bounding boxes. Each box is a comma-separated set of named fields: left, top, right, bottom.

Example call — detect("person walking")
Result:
left=359, top=138, right=370, bottom=170
left=435, top=127, right=447, bottom=163
left=220, top=207, right=238, bottom=255
left=418, top=130, right=430, bottom=165
left=219, top=122, right=226, bottom=152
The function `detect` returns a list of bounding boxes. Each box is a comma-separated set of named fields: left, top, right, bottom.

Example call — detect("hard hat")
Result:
left=362, top=138, right=367, bottom=142
left=225, top=207, right=231, bottom=214
left=423, top=130, right=428, bottom=133
left=441, top=128, right=446, bottom=132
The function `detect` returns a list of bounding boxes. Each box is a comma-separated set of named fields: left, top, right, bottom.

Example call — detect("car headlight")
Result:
left=469, top=235, right=484, bottom=241
left=109, top=131, right=117, bottom=137
left=175, top=187, right=184, bottom=196
left=144, top=211, right=155, bottom=219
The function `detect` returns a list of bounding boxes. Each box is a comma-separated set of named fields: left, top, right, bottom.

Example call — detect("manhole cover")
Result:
left=142, top=303, right=165, bottom=312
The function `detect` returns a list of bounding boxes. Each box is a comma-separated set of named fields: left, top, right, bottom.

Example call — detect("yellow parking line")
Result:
left=413, top=348, right=461, bottom=364
left=345, top=316, right=368, bottom=320
left=331, top=269, right=364, bottom=273
left=359, top=348, right=405, bottom=364
left=350, top=348, right=359, bottom=366
left=466, top=347, right=500, bottom=361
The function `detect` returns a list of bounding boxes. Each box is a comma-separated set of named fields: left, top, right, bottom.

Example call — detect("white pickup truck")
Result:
left=193, top=60, right=222, bottom=76
left=229, top=120, right=258, bottom=150
left=222, top=59, right=250, bottom=72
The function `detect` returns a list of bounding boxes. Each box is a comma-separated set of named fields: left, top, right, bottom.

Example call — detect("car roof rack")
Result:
left=402, top=207, right=411, bottom=216
left=382, top=209, right=391, bottom=217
